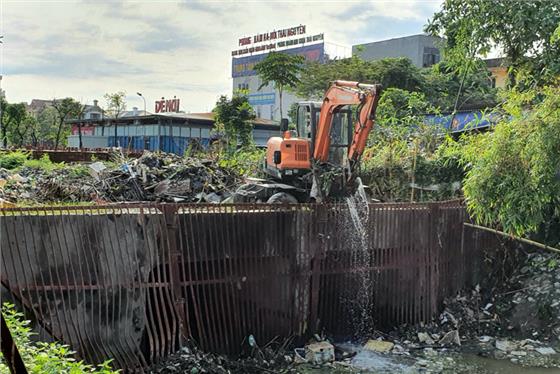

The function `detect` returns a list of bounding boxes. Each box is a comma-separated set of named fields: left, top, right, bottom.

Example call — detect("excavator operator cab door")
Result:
left=296, top=102, right=353, bottom=165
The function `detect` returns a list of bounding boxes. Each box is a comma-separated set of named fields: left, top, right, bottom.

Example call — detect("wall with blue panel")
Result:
left=108, top=136, right=210, bottom=155
left=424, top=111, right=497, bottom=133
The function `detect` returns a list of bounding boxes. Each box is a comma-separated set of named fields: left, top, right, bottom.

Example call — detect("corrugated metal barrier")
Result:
left=0, top=201, right=499, bottom=371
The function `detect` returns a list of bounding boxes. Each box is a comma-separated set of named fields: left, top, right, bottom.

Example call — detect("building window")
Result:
left=90, top=113, right=100, bottom=120
left=422, top=47, right=440, bottom=67
left=490, top=76, right=497, bottom=88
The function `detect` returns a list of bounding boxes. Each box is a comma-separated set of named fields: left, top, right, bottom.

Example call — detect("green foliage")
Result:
left=297, top=57, right=424, bottom=100
left=287, top=102, right=299, bottom=127
left=217, top=147, right=265, bottom=177
left=426, top=0, right=560, bottom=87
left=52, top=98, right=83, bottom=149
left=35, top=107, right=60, bottom=147
left=22, top=154, right=66, bottom=173
left=254, top=52, right=305, bottom=119
left=103, top=92, right=126, bottom=118
left=446, top=86, right=560, bottom=241
left=0, top=303, right=118, bottom=373
left=376, top=88, right=434, bottom=127
left=296, top=57, right=496, bottom=112
left=1, top=102, right=29, bottom=147
left=255, top=52, right=304, bottom=91
left=0, top=151, right=29, bottom=169
left=423, top=61, right=497, bottom=111
left=213, top=93, right=256, bottom=152
left=360, top=90, right=462, bottom=202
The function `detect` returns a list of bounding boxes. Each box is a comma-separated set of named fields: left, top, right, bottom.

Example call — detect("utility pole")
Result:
left=137, top=92, right=147, bottom=149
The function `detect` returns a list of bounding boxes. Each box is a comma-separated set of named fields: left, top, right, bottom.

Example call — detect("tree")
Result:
left=35, top=106, right=59, bottom=147
left=74, top=103, right=87, bottom=149
left=254, top=52, right=304, bottom=120
left=51, top=98, right=82, bottom=150
left=104, top=91, right=127, bottom=146
left=446, top=86, right=560, bottom=244
left=1, top=102, right=27, bottom=148
left=423, top=61, right=497, bottom=111
left=296, top=57, right=426, bottom=100
left=213, top=93, right=256, bottom=152
left=10, top=115, right=37, bottom=147
left=296, top=56, right=496, bottom=112
left=426, top=0, right=560, bottom=87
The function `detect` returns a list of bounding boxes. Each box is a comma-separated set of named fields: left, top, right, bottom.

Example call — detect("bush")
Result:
left=217, top=147, right=265, bottom=177
left=0, top=303, right=118, bottom=374
left=22, top=154, right=65, bottom=172
left=457, top=86, right=560, bottom=242
left=0, top=151, right=29, bottom=170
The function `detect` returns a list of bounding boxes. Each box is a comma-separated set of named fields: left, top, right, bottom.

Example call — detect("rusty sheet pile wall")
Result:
left=0, top=201, right=492, bottom=371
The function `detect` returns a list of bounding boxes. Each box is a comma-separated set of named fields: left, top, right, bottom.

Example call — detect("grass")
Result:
left=0, top=303, right=118, bottom=374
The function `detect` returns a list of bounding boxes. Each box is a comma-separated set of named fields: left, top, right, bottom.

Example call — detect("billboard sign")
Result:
left=232, top=43, right=325, bottom=78
left=247, top=92, right=276, bottom=105
left=155, top=97, right=180, bottom=113
left=232, top=33, right=323, bottom=57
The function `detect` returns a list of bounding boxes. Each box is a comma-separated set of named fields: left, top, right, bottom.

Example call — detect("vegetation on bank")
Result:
left=0, top=303, right=118, bottom=374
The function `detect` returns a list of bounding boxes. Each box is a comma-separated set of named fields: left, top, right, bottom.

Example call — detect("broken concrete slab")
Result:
left=439, top=330, right=461, bottom=346
left=364, top=339, right=394, bottom=353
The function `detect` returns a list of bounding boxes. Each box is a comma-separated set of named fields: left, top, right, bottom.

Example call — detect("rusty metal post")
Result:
left=0, top=312, right=28, bottom=374
left=161, top=205, right=189, bottom=343
left=309, top=204, right=327, bottom=334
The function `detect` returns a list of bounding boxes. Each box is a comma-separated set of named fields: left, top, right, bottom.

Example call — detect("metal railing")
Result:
left=0, top=201, right=496, bottom=371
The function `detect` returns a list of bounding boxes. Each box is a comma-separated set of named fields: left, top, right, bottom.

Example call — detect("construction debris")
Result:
left=0, top=151, right=241, bottom=204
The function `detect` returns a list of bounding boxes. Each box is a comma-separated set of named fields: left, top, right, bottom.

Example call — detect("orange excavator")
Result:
left=233, top=80, right=382, bottom=203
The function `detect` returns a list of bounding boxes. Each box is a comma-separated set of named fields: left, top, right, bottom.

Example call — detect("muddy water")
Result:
left=334, top=342, right=560, bottom=373
left=457, top=354, right=560, bottom=374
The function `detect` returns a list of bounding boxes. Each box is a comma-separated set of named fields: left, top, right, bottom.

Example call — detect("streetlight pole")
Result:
left=137, top=92, right=146, bottom=149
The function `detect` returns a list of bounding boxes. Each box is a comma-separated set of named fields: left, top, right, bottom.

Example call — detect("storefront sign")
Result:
left=232, top=43, right=324, bottom=78
left=232, top=33, right=323, bottom=57
left=155, top=97, right=180, bottom=113
left=248, top=92, right=276, bottom=106
left=238, top=25, right=306, bottom=47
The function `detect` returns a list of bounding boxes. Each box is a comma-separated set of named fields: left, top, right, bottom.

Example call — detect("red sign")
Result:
left=71, top=125, right=95, bottom=135
left=238, top=24, right=306, bottom=47
left=155, top=97, right=180, bottom=113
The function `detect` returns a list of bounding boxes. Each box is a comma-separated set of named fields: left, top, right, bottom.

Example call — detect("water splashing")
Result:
left=344, top=177, right=375, bottom=336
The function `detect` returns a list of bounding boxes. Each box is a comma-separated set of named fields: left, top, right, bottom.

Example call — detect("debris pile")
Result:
left=0, top=152, right=240, bottom=204
left=382, top=250, right=560, bottom=369
left=93, top=152, right=238, bottom=203
left=150, top=341, right=296, bottom=374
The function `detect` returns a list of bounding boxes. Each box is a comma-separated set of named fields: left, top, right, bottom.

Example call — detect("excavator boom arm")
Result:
left=312, top=80, right=382, bottom=169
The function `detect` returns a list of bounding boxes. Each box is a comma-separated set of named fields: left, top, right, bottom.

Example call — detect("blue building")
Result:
left=67, top=111, right=280, bottom=155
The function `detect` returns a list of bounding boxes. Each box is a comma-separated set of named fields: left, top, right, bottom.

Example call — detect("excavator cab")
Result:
left=295, top=102, right=353, bottom=166
left=263, top=102, right=353, bottom=180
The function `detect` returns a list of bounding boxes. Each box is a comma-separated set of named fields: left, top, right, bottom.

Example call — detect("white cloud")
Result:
left=2, top=0, right=441, bottom=112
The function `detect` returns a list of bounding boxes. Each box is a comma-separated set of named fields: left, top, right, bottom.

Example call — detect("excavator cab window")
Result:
left=296, top=105, right=311, bottom=139
left=296, top=104, right=320, bottom=149
left=328, top=106, right=353, bottom=164
left=296, top=103, right=353, bottom=165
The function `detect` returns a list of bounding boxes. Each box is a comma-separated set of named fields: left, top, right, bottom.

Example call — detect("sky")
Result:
left=2, top=0, right=442, bottom=113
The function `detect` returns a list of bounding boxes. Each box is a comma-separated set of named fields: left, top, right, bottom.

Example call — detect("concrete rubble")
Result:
left=0, top=151, right=240, bottom=204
